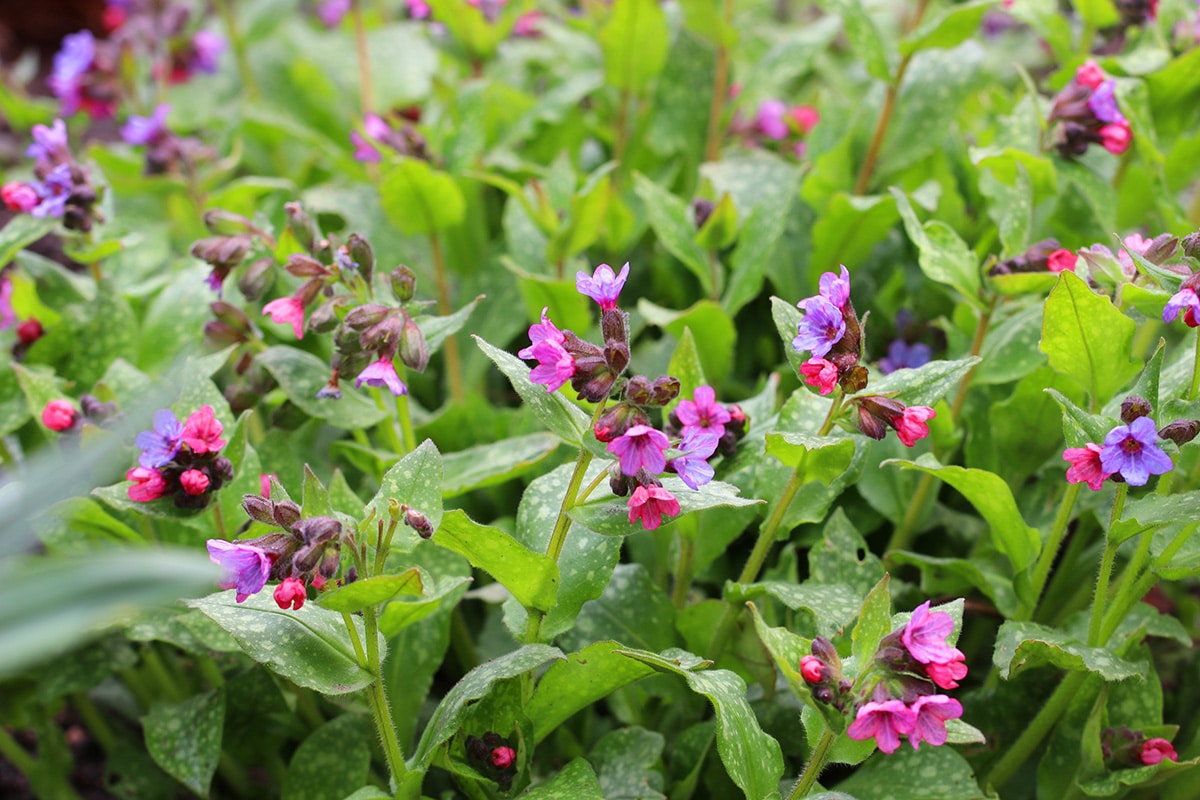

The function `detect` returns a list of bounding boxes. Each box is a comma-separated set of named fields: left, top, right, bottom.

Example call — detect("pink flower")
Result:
left=512, top=11, right=542, bottom=36
left=627, top=484, right=680, bottom=530
left=126, top=467, right=168, bottom=502
left=355, top=357, right=408, bottom=396
left=1047, top=249, right=1077, bottom=273
left=260, top=473, right=277, bottom=497
left=2, top=182, right=39, bottom=213
left=350, top=113, right=391, bottom=162
left=608, top=424, right=671, bottom=476
left=925, top=649, right=969, bottom=690
left=675, top=385, right=732, bottom=436
left=799, top=655, right=823, bottom=684
left=800, top=357, right=838, bottom=395
left=273, top=576, right=307, bottom=610
left=263, top=296, right=305, bottom=338
left=207, top=540, right=271, bottom=602
left=1075, top=59, right=1106, bottom=89
left=575, top=262, right=630, bottom=311
left=901, top=601, right=959, bottom=665
left=1100, top=122, right=1132, bottom=155
left=818, top=265, right=852, bottom=309
left=180, top=469, right=211, bottom=496
left=755, top=100, right=790, bottom=140
left=847, top=700, right=916, bottom=754
left=407, top=0, right=431, bottom=18
left=517, top=308, right=575, bottom=393
left=908, top=695, right=963, bottom=749
left=182, top=405, right=226, bottom=454
left=490, top=746, right=516, bottom=769
left=789, top=105, right=820, bottom=134
left=895, top=406, right=936, bottom=447
left=42, top=399, right=76, bottom=432
left=1063, top=443, right=1111, bottom=490
left=1139, top=738, right=1178, bottom=766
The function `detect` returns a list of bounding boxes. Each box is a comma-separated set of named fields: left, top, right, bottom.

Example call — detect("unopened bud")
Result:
left=1142, top=234, right=1179, bottom=265
left=242, top=494, right=276, bottom=524
left=839, top=365, right=869, bottom=394
left=344, top=303, right=392, bottom=331
left=346, top=233, right=375, bottom=284
left=390, top=265, right=417, bottom=302
left=211, top=457, right=234, bottom=483
left=601, top=308, right=627, bottom=346
left=273, top=500, right=302, bottom=530
left=398, top=315, right=429, bottom=372
left=360, top=315, right=403, bottom=353
left=318, top=544, right=342, bottom=578
left=401, top=505, right=435, bottom=539
left=307, top=296, right=352, bottom=334
left=202, top=208, right=256, bottom=236
left=1159, top=419, right=1200, bottom=446
left=293, top=515, right=343, bottom=545
left=1120, top=395, right=1152, bottom=424
left=388, top=498, right=402, bottom=521
left=692, top=198, right=715, bottom=230
left=285, top=202, right=319, bottom=254
left=237, top=258, right=275, bottom=301
left=625, top=376, right=652, bottom=406
left=648, top=376, right=680, bottom=406
left=285, top=253, right=327, bottom=277
left=1181, top=232, right=1200, bottom=259
left=16, top=318, right=43, bottom=345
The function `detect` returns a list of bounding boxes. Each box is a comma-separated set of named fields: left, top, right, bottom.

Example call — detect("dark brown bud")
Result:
left=601, top=308, right=627, bottom=346
left=1142, top=234, right=1179, bottom=265
left=692, top=198, right=715, bottom=230
left=242, top=494, right=276, bottom=524
left=360, top=315, right=403, bottom=354
left=285, top=253, right=328, bottom=277
left=398, top=315, right=429, bottom=372
left=307, top=296, right=350, bottom=334
left=237, top=258, right=275, bottom=301
left=273, top=500, right=302, bottom=530
left=1121, top=395, right=1152, bottom=424
left=648, top=376, right=680, bottom=407
left=317, top=544, right=342, bottom=579
left=1160, top=419, right=1200, bottom=446
left=203, top=320, right=245, bottom=346
left=839, top=365, right=870, bottom=394
left=594, top=403, right=651, bottom=443
left=604, top=340, right=630, bottom=377
left=390, top=266, right=417, bottom=302
left=292, top=515, right=343, bottom=546
left=624, top=376, right=652, bottom=406
left=1181, top=232, right=1200, bottom=259
left=857, top=404, right=889, bottom=440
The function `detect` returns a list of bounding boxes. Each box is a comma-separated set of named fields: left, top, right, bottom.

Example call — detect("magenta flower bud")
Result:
left=398, top=315, right=429, bottom=372
left=42, top=399, right=77, bottom=432
left=2, top=182, right=39, bottom=213
left=182, top=405, right=226, bottom=454
left=1140, top=738, right=1178, bottom=766
left=273, top=500, right=302, bottom=530
left=490, top=747, right=515, bottom=769
left=263, top=296, right=307, bottom=339
left=402, top=505, right=435, bottom=539
left=627, top=484, right=680, bottom=530
left=273, top=576, right=307, bottom=610
left=126, top=467, right=167, bottom=502
left=799, top=655, right=824, bottom=684
left=180, top=469, right=211, bottom=496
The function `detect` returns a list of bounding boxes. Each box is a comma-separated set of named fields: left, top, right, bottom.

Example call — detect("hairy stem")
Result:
left=1022, top=482, right=1082, bottom=621
left=984, top=670, right=1088, bottom=791
left=787, top=727, right=836, bottom=799
left=1088, top=484, right=1127, bottom=646
left=671, top=534, right=696, bottom=610
left=1190, top=327, right=1200, bottom=401
left=363, top=606, right=408, bottom=790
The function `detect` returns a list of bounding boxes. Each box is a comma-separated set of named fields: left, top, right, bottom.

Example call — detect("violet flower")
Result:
left=793, top=295, right=845, bottom=358
left=26, top=119, right=70, bottom=169
left=135, top=409, right=184, bottom=468
left=818, top=265, right=851, bottom=310
left=355, top=357, right=408, bottom=396
left=879, top=340, right=931, bottom=375
left=49, top=31, right=95, bottom=114
left=30, top=164, right=74, bottom=219
left=207, top=540, right=271, bottom=602
left=576, top=262, right=629, bottom=311
left=121, top=104, right=170, bottom=146
left=1088, top=80, right=1125, bottom=124
left=1163, top=288, right=1200, bottom=325
left=670, top=428, right=720, bottom=490
left=908, top=695, right=963, bottom=749
left=1100, top=416, right=1173, bottom=486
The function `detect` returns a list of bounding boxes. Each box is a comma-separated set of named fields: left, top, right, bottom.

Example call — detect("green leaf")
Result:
left=521, top=758, right=605, bottom=799
left=527, top=641, right=655, bottom=744
left=410, top=644, right=563, bottom=768
left=886, top=455, right=1041, bottom=574
left=808, top=509, right=886, bottom=598
left=725, top=581, right=860, bottom=640
left=474, top=335, right=589, bottom=446
left=282, top=714, right=371, bottom=800
left=892, top=188, right=982, bottom=306
left=377, top=572, right=471, bottom=638
left=979, top=160, right=1033, bottom=259
left=187, top=590, right=380, bottom=695
left=1046, top=387, right=1114, bottom=447
left=1125, top=491, right=1200, bottom=528
left=637, top=298, right=738, bottom=385
left=561, top=564, right=675, bottom=653
left=1040, top=270, right=1141, bottom=403
left=434, top=509, right=559, bottom=612
left=0, top=550, right=218, bottom=677
left=37, top=636, right=136, bottom=703
left=633, top=172, right=713, bottom=295
left=598, top=0, right=669, bottom=93
left=1072, top=0, right=1118, bottom=27
left=817, top=0, right=891, bottom=81
left=864, top=355, right=981, bottom=408
left=993, top=621, right=1141, bottom=680
left=852, top=574, right=892, bottom=666
left=764, top=433, right=856, bottom=484
left=416, top=294, right=483, bottom=355
left=900, top=0, right=998, bottom=55
left=142, top=690, right=224, bottom=797
left=888, top=551, right=1018, bottom=618
left=0, top=215, right=57, bottom=266
left=367, top=438, right=444, bottom=554
left=589, top=727, right=667, bottom=799
left=615, top=648, right=785, bottom=800
left=667, top=328, right=707, bottom=419
left=379, top=159, right=466, bottom=236
left=747, top=605, right=844, bottom=731
left=442, top=433, right=560, bottom=498
left=834, top=745, right=988, bottom=799
left=255, top=346, right=387, bottom=430
left=316, top=569, right=425, bottom=613
left=695, top=193, right=739, bottom=252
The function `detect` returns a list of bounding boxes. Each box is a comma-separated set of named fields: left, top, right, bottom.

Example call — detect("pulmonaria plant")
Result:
left=2, top=119, right=101, bottom=231
left=519, top=263, right=745, bottom=530
left=1047, top=60, right=1134, bottom=158
left=127, top=405, right=233, bottom=508
left=1062, top=396, right=1188, bottom=489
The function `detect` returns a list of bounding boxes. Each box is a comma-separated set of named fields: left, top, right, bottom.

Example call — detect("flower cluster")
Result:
left=878, top=311, right=934, bottom=375
left=1063, top=396, right=1188, bottom=489
left=350, top=111, right=428, bottom=164
left=102, top=1, right=225, bottom=85
left=792, top=267, right=936, bottom=447
left=208, top=494, right=347, bottom=605
left=804, top=602, right=967, bottom=755
left=1101, top=725, right=1178, bottom=769
left=120, top=103, right=213, bottom=176
left=518, top=264, right=746, bottom=530
left=987, top=238, right=1079, bottom=277
left=730, top=96, right=819, bottom=158
left=465, top=732, right=518, bottom=791
left=127, top=406, right=233, bottom=508
left=1161, top=233, right=1200, bottom=326
left=2, top=120, right=101, bottom=231
left=1048, top=60, right=1133, bottom=158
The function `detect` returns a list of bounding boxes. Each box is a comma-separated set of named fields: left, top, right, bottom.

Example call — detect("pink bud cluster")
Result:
left=127, top=405, right=232, bottom=509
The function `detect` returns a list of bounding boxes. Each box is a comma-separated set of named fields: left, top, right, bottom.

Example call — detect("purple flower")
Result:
left=793, top=295, right=845, bottom=358
left=1163, top=288, right=1200, bottom=325
left=1088, top=80, right=1126, bottom=124
left=908, top=695, right=963, bottom=749
left=351, top=113, right=391, bottom=162
left=189, top=31, right=225, bottom=74
left=675, top=385, right=731, bottom=437
left=879, top=339, right=932, bottom=374
left=49, top=31, right=95, bottom=114
left=901, top=601, right=959, bottom=665
left=755, top=100, right=789, bottom=140
left=206, top=540, right=271, bottom=602
left=517, top=308, right=575, bottom=393
left=121, top=104, right=170, bottom=146
left=355, top=357, right=408, bottom=396
left=30, top=164, right=74, bottom=218
left=847, top=700, right=916, bottom=755
left=576, top=262, right=630, bottom=311
left=818, top=265, right=851, bottom=309
left=0, top=279, right=15, bottom=330
left=317, top=0, right=352, bottom=26
left=670, top=427, right=720, bottom=489
left=135, top=409, right=184, bottom=468
left=608, top=424, right=670, bottom=476
left=26, top=119, right=70, bottom=169
left=1100, top=416, right=1174, bottom=486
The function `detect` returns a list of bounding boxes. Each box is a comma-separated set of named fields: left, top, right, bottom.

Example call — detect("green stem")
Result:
left=372, top=389, right=407, bottom=455
left=211, top=501, right=227, bottom=541
left=449, top=607, right=480, bottom=672
left=362, top=607, right=408, bottom=790
left=294, top=686, right=326, bottom=729
left=984, top=670, right=1088, bottom=792
left=787, top=727, right=835, bottom=799
left=0, top=727, right=37, bottom=782
left=217, top=751, right=254, bottom=797
left=141, top=645, right=184, bottom=703
left=342, top=612, right=368, bottom=666
left=216, top=0, right=261, bottom=100
left=351, top=0, right=375, bottom=115
left=1087, top=484, right=1127, bottom=646
left=1099, top=522, right=1198, bottom=643
left=671, top=534, right=696, bottom=611
left=702, top=0, right=734, bottom=163
left=71, top=693, right=115, bottom=753
left=1189, top=327, right=1200, bottom=401
left=0, top=727, right=83, bottom=800
left=429, top=233, right=464, bottom=404
left=1022, top=482, right=1082, bottom=620
left=394, top=390, right=416, bottom=453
